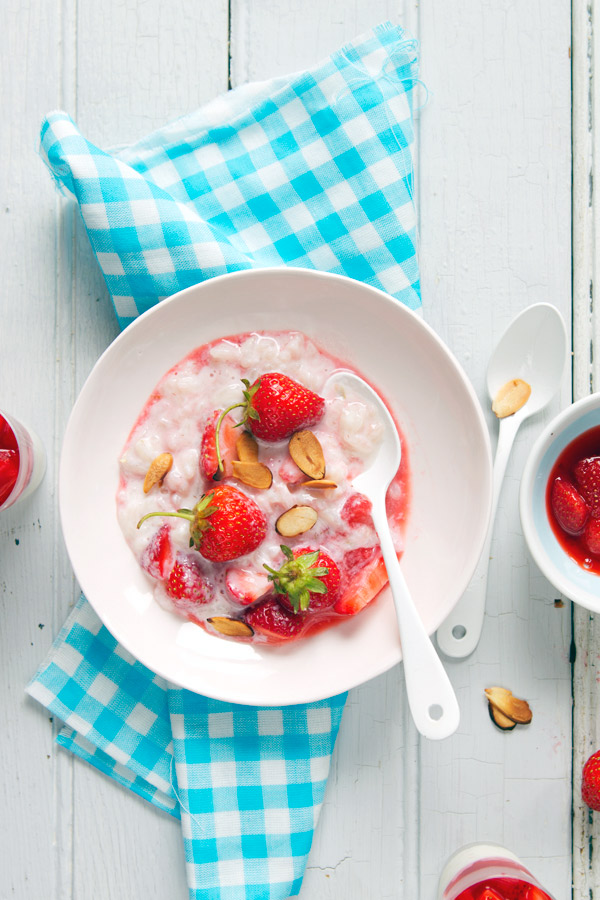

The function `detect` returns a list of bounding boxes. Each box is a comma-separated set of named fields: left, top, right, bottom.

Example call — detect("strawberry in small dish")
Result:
left=546, top=425, right=600, bottom=572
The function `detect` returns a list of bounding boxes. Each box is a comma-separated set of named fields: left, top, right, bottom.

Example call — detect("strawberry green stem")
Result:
left=213, top=378, right=262, bottom=477
left=213, top=402, right=245, bottom=478
left=137, top=509, right=195, bottom=529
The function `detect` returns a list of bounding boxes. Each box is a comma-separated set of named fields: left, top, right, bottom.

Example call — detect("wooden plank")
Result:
left=232, top=2, right=572, bottom=899
left=0, top=0, right=77, bottom=896
left=572, top=0, right=600, bottom=895
left=66, top=1, right=229, bottom=894
left=1, top=0, right=575, bottom=897
left=418, top=2, right=572, bottom=897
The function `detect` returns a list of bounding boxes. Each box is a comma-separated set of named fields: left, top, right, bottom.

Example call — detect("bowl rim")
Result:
left=60, top=266, right=494, bottom=704
left=520, top=391, right=600, bottom=612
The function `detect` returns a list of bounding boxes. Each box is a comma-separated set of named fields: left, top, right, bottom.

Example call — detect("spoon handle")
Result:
left=436, top=414, right=522, bottom=658
left=373, top=500, right=460, bottom=740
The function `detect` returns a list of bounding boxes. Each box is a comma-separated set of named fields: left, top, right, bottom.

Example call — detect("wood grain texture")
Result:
left=572, top=0, right=600, bottom=894
left=1, top=0, right=575, bottom=897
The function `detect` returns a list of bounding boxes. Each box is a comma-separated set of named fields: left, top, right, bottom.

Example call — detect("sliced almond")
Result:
left=492, top=378, right=532, bottom=418
left=143, top=452, right=173, bottom=494
left=232, top=460, right=273, bottom=490
left=484, top=687, right=533, bottom=725
left=275, top=505, right=318, bottom=537
left=488, top=702, right=517, bottom=731
left=236, top=431, right=259, bottom=463
left=208, top=616, right=254, bottom=638
left=289, top=430, right=326, bottom=480
left=301, top=479, right=337, bottom=490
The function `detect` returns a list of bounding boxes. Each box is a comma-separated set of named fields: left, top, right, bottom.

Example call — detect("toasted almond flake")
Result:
left=208, top=616, right=254, bottom=638
left=275, top=505, right=318, bottom=537
left=484, top=686, right=532, bottom=724
left=236, top=431, right=259, bottom=463
left=143, top=452, right=173, bottom=494
left=232, top=460, right=273, bottom=490
left=492, top=378, right=532, bottom=418
left=488, top=702, right=517, bottom=731
left=289, top=430, right=326, bottom=480
left=301, top=479, right=337, bottom=490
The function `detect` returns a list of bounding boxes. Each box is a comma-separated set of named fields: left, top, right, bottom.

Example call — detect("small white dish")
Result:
left=520, top=392, right=600, bottom=612
left=60, top=268, right=493, bottom=706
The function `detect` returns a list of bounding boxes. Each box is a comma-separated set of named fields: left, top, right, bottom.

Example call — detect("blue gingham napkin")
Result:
left=27, top=22, right=421, bottom=900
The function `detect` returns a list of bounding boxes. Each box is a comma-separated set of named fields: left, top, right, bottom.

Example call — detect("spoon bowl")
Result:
left=326, top=371, right=460, bottom=740
left=436, top=303, right=568, bottom=658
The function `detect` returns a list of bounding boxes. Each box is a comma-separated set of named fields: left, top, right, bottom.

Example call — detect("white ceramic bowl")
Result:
left=520, top=392, right=600, bottom=612
left=60, top=268, right=493, bottom=705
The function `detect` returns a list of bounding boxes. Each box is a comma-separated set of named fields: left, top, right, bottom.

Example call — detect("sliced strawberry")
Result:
left=335, top=553, right=388, bottom=615
left=245, top=597, right=307, bottom=641
left=477, top=890, right=504, bottom=900
left=225, top=567, right=272, bottom=605
left=550, top=477, right=588, bottom=535
left=574, top=456, right=600, bottom=517
left=277, top=457, right=305, bottom=484
left=341, top=493, right=373, bottom=527
left=525, top=889, right=551, bottom=900
left=166, top=553, right=211, bottom=609
left=343, top=546, right=379, bottom=579
left=200, top=410, right=237, bottom=480
left=585, top=518, right=600, bottom=556
left=139, top=524, right=173, bottom=579
left=0, top=449, right=20, bottom=506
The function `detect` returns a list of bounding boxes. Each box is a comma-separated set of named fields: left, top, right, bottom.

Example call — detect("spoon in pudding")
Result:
left=325, top=371, right=460, bottom=741
left=436, top=303, right=568, bottom=658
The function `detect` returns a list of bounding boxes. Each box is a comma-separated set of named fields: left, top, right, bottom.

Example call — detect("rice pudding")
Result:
left=117, top=330, right=410, bottom=643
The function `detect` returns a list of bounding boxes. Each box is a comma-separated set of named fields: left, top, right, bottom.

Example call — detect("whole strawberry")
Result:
left=137, top=484, right=267, bottom=563
left=550, top=477, right=588, bottom=535
left=243, top=373, right=325, bottom=442
left=263, top=545, right=340, bottom=613
left=212, top=374, right=325, bottom=470
left=582, top=749, right=600, bottom=810
left=574, top=456, right=600, bottom=517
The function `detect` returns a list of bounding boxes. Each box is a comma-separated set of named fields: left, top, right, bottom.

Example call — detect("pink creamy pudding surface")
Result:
left=116, top=330, right=410, bottom=644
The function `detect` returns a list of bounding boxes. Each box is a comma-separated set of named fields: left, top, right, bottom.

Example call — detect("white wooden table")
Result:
left=3, top=1, right=594, bottom=897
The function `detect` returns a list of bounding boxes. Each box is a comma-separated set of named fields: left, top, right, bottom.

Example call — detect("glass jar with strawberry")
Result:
left=0, top=410, right=46, bottom=511
left=438, top=844, right=555, bottom=900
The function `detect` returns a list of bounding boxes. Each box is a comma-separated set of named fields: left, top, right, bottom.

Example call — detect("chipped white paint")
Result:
left=573, top=0, right=600, bottom=895
left=0, top=1, right=576, bottom=898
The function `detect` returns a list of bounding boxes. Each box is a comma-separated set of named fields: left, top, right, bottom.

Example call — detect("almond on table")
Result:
left=485, top=686, right=532, bottom=725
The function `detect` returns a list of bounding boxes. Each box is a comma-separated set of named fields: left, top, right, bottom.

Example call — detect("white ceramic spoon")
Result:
left=325, top=371, right=460, bottom=740
left=436, top=303, right=568, bottom=659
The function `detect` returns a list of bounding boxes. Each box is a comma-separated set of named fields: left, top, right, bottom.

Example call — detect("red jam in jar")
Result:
left=0, top=414, right=20, bottom=507
left=454, top=877, right=549, bottom=900
left=546, top=425, right=600, bottom=573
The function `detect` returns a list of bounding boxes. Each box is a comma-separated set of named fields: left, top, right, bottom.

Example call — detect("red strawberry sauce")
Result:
left=0, top=414, right=20, bottom=507
left=546, top=425, right=600, bottom=574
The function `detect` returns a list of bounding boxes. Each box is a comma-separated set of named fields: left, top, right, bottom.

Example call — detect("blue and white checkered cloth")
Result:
left=27, top=22, right=421, bottom=900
